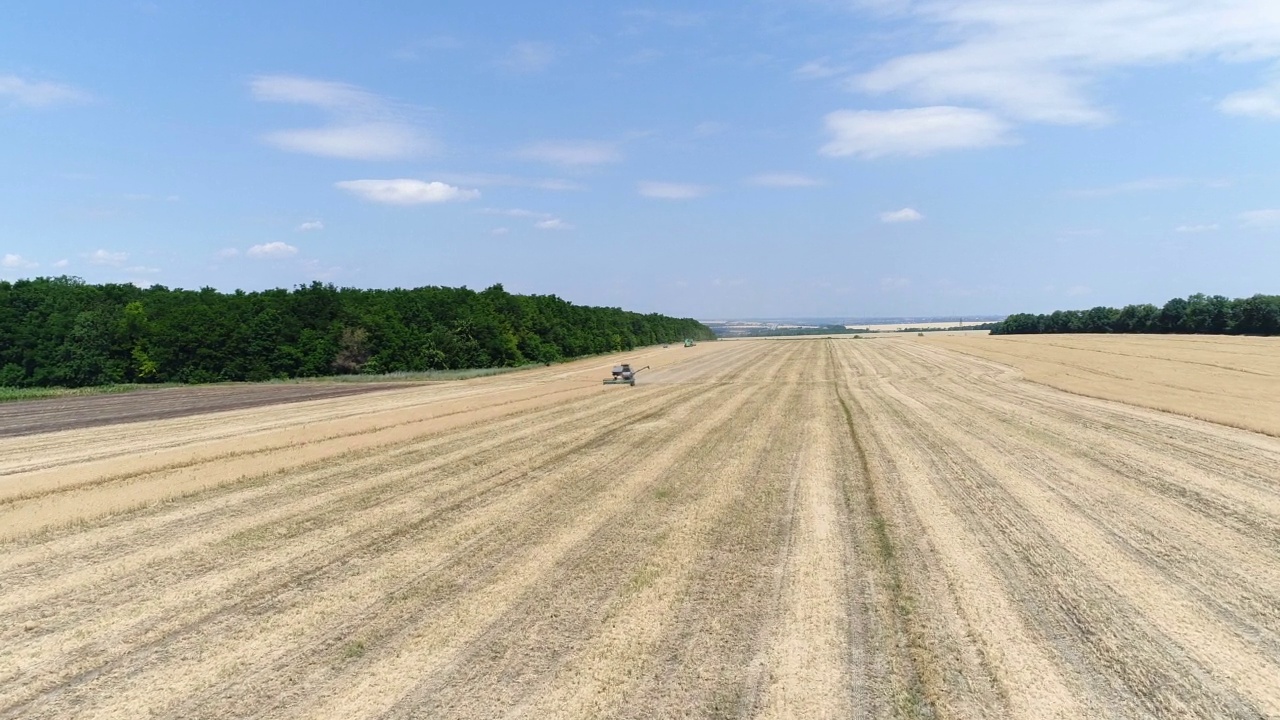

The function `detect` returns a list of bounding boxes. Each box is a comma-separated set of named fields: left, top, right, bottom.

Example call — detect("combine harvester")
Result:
left=603, top=363, right=649, bottom=387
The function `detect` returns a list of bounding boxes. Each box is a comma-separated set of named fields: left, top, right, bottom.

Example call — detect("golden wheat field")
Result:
left=3, top=335, right=1279, bottom=719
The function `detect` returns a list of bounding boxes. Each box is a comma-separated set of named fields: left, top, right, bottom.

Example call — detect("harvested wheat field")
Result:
left=3, top=337, right=1280, bottom=719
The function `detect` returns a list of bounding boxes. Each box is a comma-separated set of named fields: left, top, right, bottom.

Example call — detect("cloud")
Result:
left=622, top=9, right=707, bottom=29
left=1067, top=176, right=1192, bottom=197
left=745, top=173, right=822, bottom=187
left=694, top=121, right=728, bottom=137
left=2, top=254, right=37, bottom=269
left=125, top=265, right=160, bottom=274
left=251, top=75, right=431, bottom=160
left=1066, top=285, right=1093, bottom=297
left=263, top=123, right=428, bottom=161
left=622, top=48, right=665, bottom=65
left=335, top=179, right=480, bottom=204
left=296, top=220, right=324, bottom=232
left=395, top=36, right=464, bottom=61
left=491, top=227, right=510, bottom=236
left=1220, top=82, right=1280, bottom=119
left=301, top=258, right=341, bottom=281
left=499, top=42, right=556, bottom=73
left=53, top=259, right=69, bottom=268
left=1239, top=209, right=1280, bottom=228
left=0, top=75, right=89, bottom=108
left=637, top=181, right=711, bottom=199
left=433, top=172, right=582, bottom=191
left=246, top=242, right=299, bottom=259
left=518, top=140, right=621, bottom=166
left=1174, top=223, right=1219, bottom=233
left=479, top=207, right=570, bottom=229
left=795, top=60, right=845, bottom=80
left=216, top=248, right=240, bottom=259
left=880, top=208, right=924, bottom=223
left=880, top=276, right=911, bottom=291
left=848, top=1, right=1280, bottom=127
left=481, top=207, right=552, bottom=219
left=87, top=249, right=128, bottom=266
left=250, top=75, right=376, bottom=108
left=821, top=107, right=1014, bottom=158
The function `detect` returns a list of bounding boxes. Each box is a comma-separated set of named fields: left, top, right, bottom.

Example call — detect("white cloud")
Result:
left=821, top=107, right=1014, bottom=158
left=1220, top=82, right=1280, bottom=119
left=53, top=259, right=69, bottom=268
left=335, top=179, right=480, bottom=205
left=518, top=140, right=621, bottom=166
left=216, top=248, right=240, bottom=259
left=535, top=218, right=573, bottom=230
left=1066, top=285, right=1093, bottom=297
left=1068, top=176, right=1191, bottom=197
left=0, top=75, right=89, bottom=108
left=251, top=75, right=431, bottom=160
left=1239, top=209, right=1280, bottom=228
left=694, top=121, right=729, bottom=137
left=263, top=123, right=428, bottom=161
left=250, top=75, right=376, bottom=109
left=491, top=227, right=510, bottom=236
left=87, top=249, right=128, bottom=266
left=1174, top=223, right=1219, bottom=233
left=880, top=208, right=924, bottom=223
left=125, top=265, right=160, bottom=274
left=795, top=59, right=845, bottom=80
left=434, top=172, right=582, bottom=191
left=395, top=36, right=464, bottom=61
left=622, top=48, right=665, bottom=65
left=499, top=41, right=556, bottom=73
left=745, top=173, right=822, bottom=187
left=2, top=254, right=37, bottom=269
left=301, top=258, right=341, bottom=281
left=637, top=181, right=711, bottom=200
left=849, top=1, right=1280, bottom=126
left=880, top=276, right=912, bottom=291
left=481, top=208, right=552, bottom=219
left=246, top=242, right=299, bottom=259
left=296, top=220, right=324, bottom=232
left=622, top=9, right=707, bottom=29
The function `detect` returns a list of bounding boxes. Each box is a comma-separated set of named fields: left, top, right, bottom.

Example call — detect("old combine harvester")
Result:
left=603, top=363, right=649, bottom=387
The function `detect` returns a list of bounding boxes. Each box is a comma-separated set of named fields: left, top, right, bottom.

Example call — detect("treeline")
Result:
left=993, top=293, right=1280, bottom=336
left=0, top=277, right=716, bottom=387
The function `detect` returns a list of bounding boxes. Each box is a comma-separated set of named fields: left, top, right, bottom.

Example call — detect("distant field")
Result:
left=847, top=321, right=992, bottom=332
left=931, top=333, right=1280, bottom=436
left=3, top=337, right=1279, bottom=717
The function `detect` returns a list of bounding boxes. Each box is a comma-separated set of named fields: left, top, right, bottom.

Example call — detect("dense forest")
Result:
left=993, top=293, right=1280, bottom=336
left=0, top=277, right=716, bottom=387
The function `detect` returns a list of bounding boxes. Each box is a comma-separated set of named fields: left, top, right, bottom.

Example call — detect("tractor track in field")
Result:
left=2, top=336, right=1279, bottom=718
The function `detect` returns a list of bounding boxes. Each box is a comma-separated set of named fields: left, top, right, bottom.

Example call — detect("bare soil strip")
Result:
left=0, top=383, right=411, bottom=438
left=2, top=337, right=1278, bottom=718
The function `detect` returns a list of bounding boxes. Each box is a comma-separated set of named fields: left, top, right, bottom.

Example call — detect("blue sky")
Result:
left=2, top=1, right=1278, bottom=318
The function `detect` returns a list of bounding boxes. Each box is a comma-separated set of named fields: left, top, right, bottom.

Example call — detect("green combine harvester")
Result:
left=603, top=363, right=648, bottom=386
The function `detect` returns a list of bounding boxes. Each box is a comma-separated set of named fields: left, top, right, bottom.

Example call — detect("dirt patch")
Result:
left=0, top=383, right=412, bottom=438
